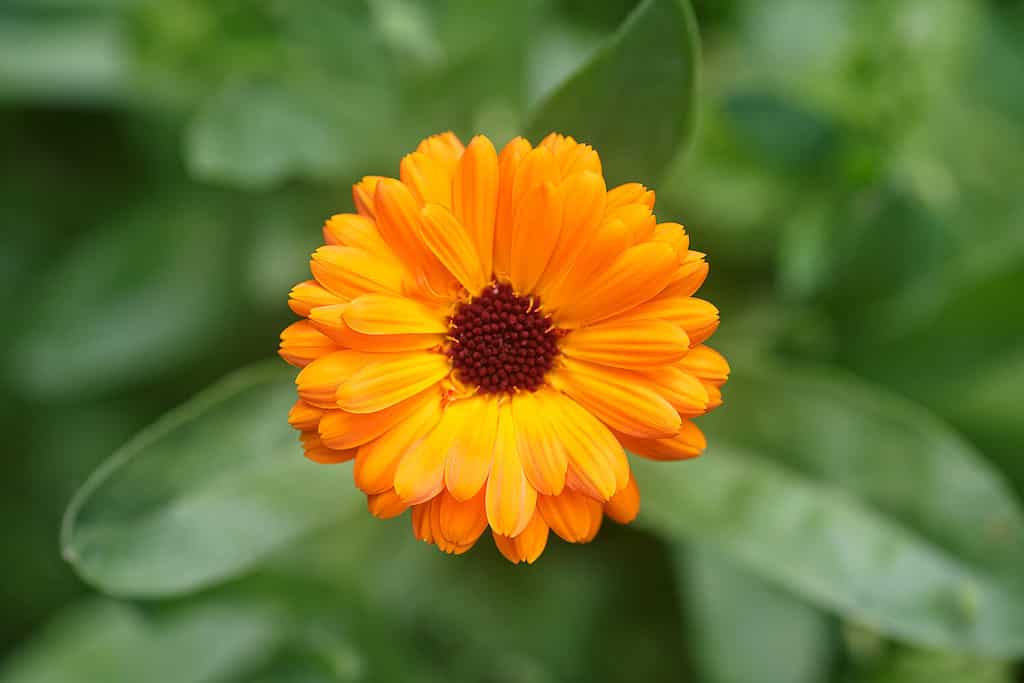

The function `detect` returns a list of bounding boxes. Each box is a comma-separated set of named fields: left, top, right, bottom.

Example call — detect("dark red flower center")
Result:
left=447, top=282, right=559, bottom=394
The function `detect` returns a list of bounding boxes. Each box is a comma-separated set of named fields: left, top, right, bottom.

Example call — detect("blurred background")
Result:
left=2, top=0, right=1023, bottom=681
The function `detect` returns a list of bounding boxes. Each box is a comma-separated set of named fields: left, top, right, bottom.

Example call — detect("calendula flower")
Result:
left=280, top=131, right=728, bottom=563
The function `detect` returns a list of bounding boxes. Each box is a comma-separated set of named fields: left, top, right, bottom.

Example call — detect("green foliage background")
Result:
left=2, top=0, right=1023, bottom=681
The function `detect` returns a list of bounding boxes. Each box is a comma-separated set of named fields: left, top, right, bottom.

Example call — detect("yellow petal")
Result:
left=400, top=151, right=453, bottom=208
left=493, top=137, right=533, bottom=277
left=637, top=365, right=709, bottom=417
left=279, top=320, right=339, bottom=368
left=678, top=345, right=730, bottom=385
left=537, top=488, right=603, bottom=543
left=546, top=393, right=628, bottom=501
left=288, top=280, right=344, bottom=317
left=415, top=131, right=464, bottom=172
left=444, top=396, right=499, bottom=501
left=552, top=357, right=681, bottom=439
left=295, top=349, right=369, bottom=408
left=342, top=293, right=448, bottom=335
left=393, top=398, right=481, bottom=504
left=352, top=176, right=383, bottom=218
left=310, top=245, right=404, bottom=300
left=353, top=396, right=442, bottom=494
left=511, top=389, right=567, bottom=496
left=605, top=182, right=655, bottom=212
left=300, top=431, right=355, bottom=464
left=287, top=399, right=323, bottom=432
left=604, top=471, right=640, bottom=524
left=492, top=509, right=549, bottom=564
left=337, top=351, right=450, bottom=414
left=535, top=171, right=606, bottom=298
left=438, top=489, right=488, bottom=546
left=367, top=489, right=408, bottom=519
left=419, top=204, right=488, bottom=294
left=452, top=135, right=499, bottom=278
left=554, top=241, right=678, bottom=327
left=617, top=420, right=707, bottom=461
left=485, top=402, right=538, bottom=537
left=319, top=389, right=435, bottom=450
left=309, top=304, right=442, bottom=352
left=562, top=319, right=689, bottom=369
left=374, top=178, right=454, bottom=297
left=510, top=181, right=562, bottom=295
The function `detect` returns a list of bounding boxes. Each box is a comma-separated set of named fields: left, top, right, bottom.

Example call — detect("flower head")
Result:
left=280, top=132, right=729, bottom=563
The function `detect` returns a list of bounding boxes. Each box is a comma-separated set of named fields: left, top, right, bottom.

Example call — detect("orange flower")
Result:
left=280, top=132, right=729, bottom=563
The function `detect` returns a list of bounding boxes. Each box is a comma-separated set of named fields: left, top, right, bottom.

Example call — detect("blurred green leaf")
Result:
left=678, top=544, right=835, bottom=683
left=186, top=81, right=347, bottom=189
left=0, top=597, right=283, bottom=683
left=5, top=194, right=236, bottom=401
left=528, top=0, right=700, bottom=185
left=633, top=359, right=1024, bottom=656
left=62, top=361, right=361, bottom=598
left=842, top=632, right=1011, bottom=683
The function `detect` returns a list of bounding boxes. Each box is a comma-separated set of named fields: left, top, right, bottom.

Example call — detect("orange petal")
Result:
left=342, top=293, right=448, bottom=335
left=510, top=181, right=562, bottom=295
left=309, top=304, right=442, bottom=352
left=605, top=182, right=655, bottom=212
left=561, top=320, right=689, bottom=369
left=319, top=389, right=435, bottom=450
left=288, top=280, right=344, bottom=317
left=419, top=204, right=488, bottom=294
left=300, top=431, right=354, bottom=464
left=603, top=294, right=701, bottom=326
left=310, top=245, right=404, bottom=300
left=492, top=510, right=549, bottom=564
left=485, top=402, right=538, bottom=537
left=554, top=241, right=678, bottom=327
left=637, top=365, right=709, bottom=418
left=337, top=351, right=450, bottom=414
left=411, top=500, right=435, bottom=543
left=539, top=133, right=601, bottom=177
left=604, top=471, right=640, bottom=524
left=279, top=320, right=339, bottom=368
left=416, top=131, right=464, bottom=173
left=651, top=222, right=689, bottom=253
left=677, top=345, right=730, bottom=386
left=452, top=135, right=499, bottom=278
left=537, top=488, right=603, bottom=543
left=393, top=400, right=467, bottom=504
left=662, top=252, right=709, bottom=299
left=322, top=213, right=393, bottom=260
left=676, top=298, right=720, bottom=346
left=606, top=203, right=656, bottom=243
left=353, top=396, right=442, bottom=494
left=552, top=358, right=681, bottom=439
left=444, top=395, right=499, bottom=501
left=401, top=151, right=453, bottom=208
left=288, top=399, right=323, bottom=432
left=617, top=420, right=707, bottom=461
left=367, top=489, right=408, bottom=519
left=703, top=381, right=723, bottom=411
left=511, top=389, right=567, bottom=496
left=352, top=176, right=383, bottom=218
left=438, top=489, right=488, bottom=546
left=493, top=137, right=533, bottom=277
left=542, top=217, right=632, bottom=314
left=374, top=178, right=454, bottom=297
left=535, top=171, right=606, bottom=298
left=295, top=349, right=369, bottom=408
left=547, top=394, right=629, bottom=501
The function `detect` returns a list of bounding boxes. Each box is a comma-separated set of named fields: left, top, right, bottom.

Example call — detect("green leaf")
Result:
left=186, top=81, right=348, bottom=189
left=633, top=360, right=1024, bottom=656
left=61, top=361, right=363, bottom=598
left=842, top=632, right=1011, bottom=683
left=0, top=597, right=284, bottom=683
left=678, top=545, right=835, bottom=683
left=527, top=0, right=700, bottom=185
